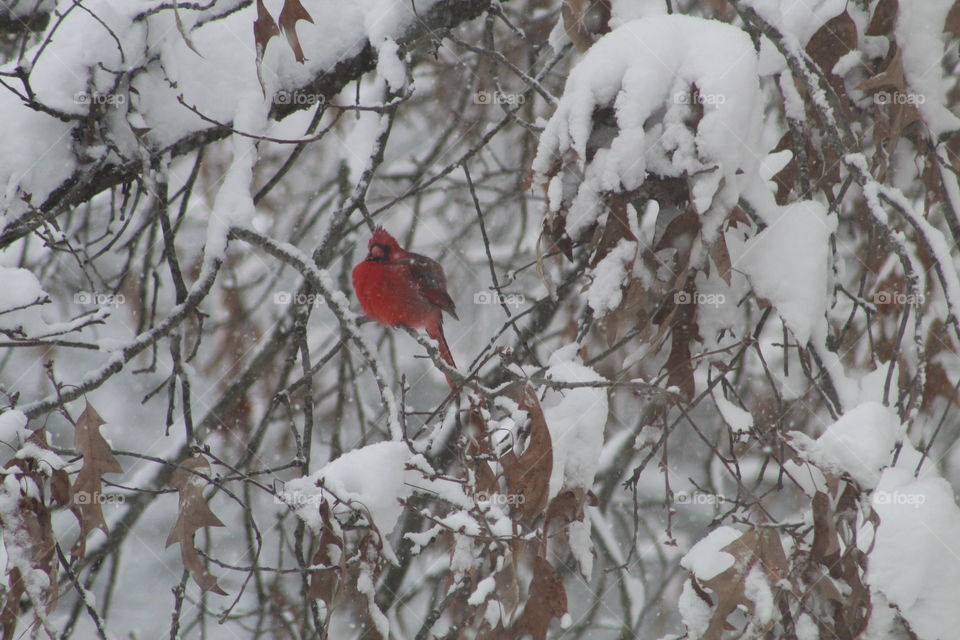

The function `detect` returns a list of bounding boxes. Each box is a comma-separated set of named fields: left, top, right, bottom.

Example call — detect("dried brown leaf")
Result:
left=806, top=11, right=857, bottom=78
left=946, top=1, right=960, bottom=36
left=663, top=277, right=700, bottom=400
left=309, top=500, right=344, bottom=604
left=697, top=528, right=788, bottom=639
left=561, top=0, right=611, bottom=52
left=468, top=405, right=499, bottom=496
left=598, top=277, right=647, bottom=346
left=253, top=0, right=280, bottom=95
left=866, top=0, right=898, bottom=36
left=72, top=401, right=122, bottom=542
left=503, top=386, right=553, bottom=523
left=1, top=431, right=59, bottom=637
left=706, top=232, right=732, bottom=286
left=253, top=0, right=280, bottom=60
left=514, top=555, right=568, bottom=640
left=166, top=456, right=227, bottom=595
left=589, top=195, right=636, bottom=268
left=811, top=491, right=841, bottom=564
left=278, top=0, right=314, bottom=63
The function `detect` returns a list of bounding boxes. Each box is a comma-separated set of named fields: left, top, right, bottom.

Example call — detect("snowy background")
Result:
left=1, top=0, right=960, bottom=638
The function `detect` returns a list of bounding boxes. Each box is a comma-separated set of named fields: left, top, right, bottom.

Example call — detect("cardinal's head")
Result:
left=366, top=226, right=400, bottom=262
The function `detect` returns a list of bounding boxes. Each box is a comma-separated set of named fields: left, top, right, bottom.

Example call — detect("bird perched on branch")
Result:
left=352, top=227, right=459, bottom=386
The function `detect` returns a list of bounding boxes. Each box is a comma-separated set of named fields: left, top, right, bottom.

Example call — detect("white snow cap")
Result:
left=282, top=441, right=416, bottom=557
left=867, top=467, right=960, bottom=640
left=542, top=344, right=608, bottom=499
left=681, top=525, right=741, bottom=580
left=533, top=14, right=763, bottom=239
left=738, top=200, right=836, bottom=345
left=789, top=401, right=934, bottom=491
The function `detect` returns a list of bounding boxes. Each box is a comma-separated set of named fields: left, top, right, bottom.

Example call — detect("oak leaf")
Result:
left=503, top=386, right=553, bottom=523
left=166, top=456, right=227, bottom=595
left=278, top=0, right=314, bottom=63
left=70, top=401, right=122, bottom=561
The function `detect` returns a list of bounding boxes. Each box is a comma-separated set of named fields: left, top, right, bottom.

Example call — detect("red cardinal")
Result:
left=352, top=227, right=458, bottom=385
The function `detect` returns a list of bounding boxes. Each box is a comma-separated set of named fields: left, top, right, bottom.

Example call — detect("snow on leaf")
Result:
left=867, top=467, right=960, bottom=640
left=805, top=10, right=857, bottom=83
left=738, top=200, right=835, bottom=345
left=541, top=345, right=608, bottom=497
left=788, top=401, right=899, bottom=489
left=283, top=441, right=414, bottom=561
left=690, top=528, right=789, bottom=640
left=533, top=14, right=763, bottom=242
left=586, top=238, right=636, bottom=318
left=165, top=456, right=227, bottom=595
left=0, top=429, right=59, bottom=637
left=713, top=394, right=753, bottom=434
left=892, top=0, right=960, bottom=136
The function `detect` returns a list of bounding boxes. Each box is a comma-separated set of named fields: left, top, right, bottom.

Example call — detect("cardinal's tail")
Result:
left=426, top=321, right=457, bottom=387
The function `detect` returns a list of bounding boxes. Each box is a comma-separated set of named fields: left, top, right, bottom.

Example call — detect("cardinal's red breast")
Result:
left=352, top=261, right=440, bottom=330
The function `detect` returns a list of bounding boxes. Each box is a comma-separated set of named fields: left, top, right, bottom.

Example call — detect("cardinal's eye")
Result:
left=369, top=244, right=389, bottom=261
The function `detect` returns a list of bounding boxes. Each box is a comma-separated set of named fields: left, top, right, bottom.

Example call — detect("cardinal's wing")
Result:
left=403, top=253, right=458, bottom=320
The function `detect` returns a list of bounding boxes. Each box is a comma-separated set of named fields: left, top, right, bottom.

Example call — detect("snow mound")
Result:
left=867, top=467, right=960, bottom=640
left=282, top=442, right=415, bottom=556
left=542, top=344, right=608, bottom=498
left=738, top=201, right=836, bottom=345
left=533, top=14, right=762, bottom=239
